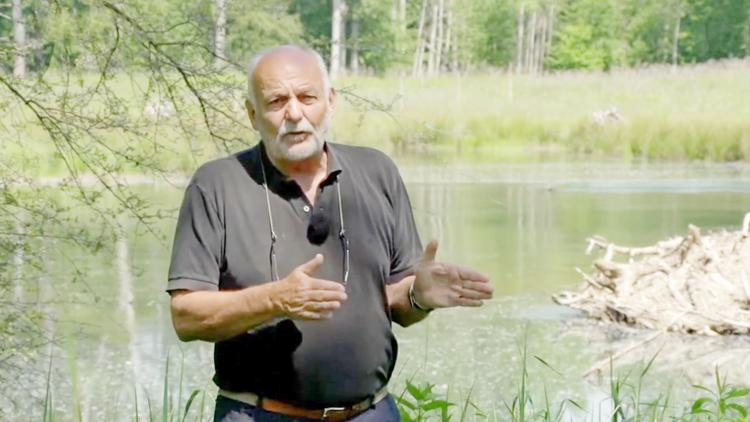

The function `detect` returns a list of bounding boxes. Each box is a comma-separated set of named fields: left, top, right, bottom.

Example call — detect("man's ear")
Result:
left=328, top=87, right=337, bottom=112
left=245, top=99, right=258, bottom=130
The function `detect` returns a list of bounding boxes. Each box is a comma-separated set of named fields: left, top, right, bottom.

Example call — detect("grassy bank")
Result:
left=2, top=60, right=749, bottom=179
left=334, top=60, right=750, bottom=162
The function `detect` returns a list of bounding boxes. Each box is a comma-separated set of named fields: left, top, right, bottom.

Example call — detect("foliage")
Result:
left=689, top=367, right=750, bottom=421
left=226, top=0, right=304, bottom=66
left=5, top=0, right=750, bottom=75
left=397, top=380, right=456, bottom=421
left=547, top=0, right=629, bottom=70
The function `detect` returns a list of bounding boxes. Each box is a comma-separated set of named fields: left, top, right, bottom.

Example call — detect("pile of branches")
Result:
left=554, top=213, right=750, bottom=335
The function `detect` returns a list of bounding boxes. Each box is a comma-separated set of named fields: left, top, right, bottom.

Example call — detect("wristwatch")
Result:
left=408, top=281, right=434, bottom=313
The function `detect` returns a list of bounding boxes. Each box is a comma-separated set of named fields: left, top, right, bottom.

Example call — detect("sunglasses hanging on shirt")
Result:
left=259, top=156, right=350, bottom=285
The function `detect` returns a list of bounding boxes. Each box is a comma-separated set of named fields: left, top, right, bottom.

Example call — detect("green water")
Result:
left=5, top=159, right=750, bottom=420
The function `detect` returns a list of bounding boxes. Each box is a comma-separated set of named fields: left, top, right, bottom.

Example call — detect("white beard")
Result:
left=263, top=108, right=332, bottom=162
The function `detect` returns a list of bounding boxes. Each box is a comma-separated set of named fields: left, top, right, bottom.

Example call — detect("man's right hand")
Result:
left=271, top=254, right=348, bottom=320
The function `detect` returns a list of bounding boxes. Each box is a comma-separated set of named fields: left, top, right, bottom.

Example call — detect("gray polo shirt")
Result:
left=167, top=142, right=422, bottom=407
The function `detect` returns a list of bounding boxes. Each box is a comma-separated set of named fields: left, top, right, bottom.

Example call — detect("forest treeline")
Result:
left=2, top=0, right=750, bottom=78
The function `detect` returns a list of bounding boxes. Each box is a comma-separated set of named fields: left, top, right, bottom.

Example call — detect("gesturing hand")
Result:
left=272, top=254, right=348, bottom=320
left=412, top=240, right=494, bottom=309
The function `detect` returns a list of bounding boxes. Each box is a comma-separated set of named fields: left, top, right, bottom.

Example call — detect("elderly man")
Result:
left=167, top=45, right=493, bottom=422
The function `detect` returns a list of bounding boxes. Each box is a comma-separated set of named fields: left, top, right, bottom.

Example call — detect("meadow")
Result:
left=335, top=59, right=750, bottom=162
left=3, top=59, right=750, bottom=181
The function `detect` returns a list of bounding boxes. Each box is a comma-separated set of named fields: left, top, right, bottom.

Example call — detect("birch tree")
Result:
left=349, top=17, right=359, bottom=75
left=214, top=0, right=227, bottom=68
left=515, top=3, right=525, bottom=73
left=671, top=0, right=682, bottom=70
left=330, top=0, right=347, bottom=80
left=413, top=0, right=428, bottom=77
left=12, top=0, right=26, bottom=78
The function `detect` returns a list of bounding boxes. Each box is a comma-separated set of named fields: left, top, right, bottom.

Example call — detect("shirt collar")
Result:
left=258, top=141, right=343, bottom=191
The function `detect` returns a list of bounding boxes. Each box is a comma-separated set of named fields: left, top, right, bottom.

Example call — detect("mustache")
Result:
left=278, top=120, right=315, bottom=136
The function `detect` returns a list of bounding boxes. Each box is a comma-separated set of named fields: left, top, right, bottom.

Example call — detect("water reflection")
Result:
left=5, top=160, right=750, bottom=419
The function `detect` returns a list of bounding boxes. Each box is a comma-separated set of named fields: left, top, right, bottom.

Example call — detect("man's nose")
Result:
left=284, top=97, right=303, bottom=122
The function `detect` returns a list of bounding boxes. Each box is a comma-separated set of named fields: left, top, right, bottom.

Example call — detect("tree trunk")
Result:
left=435, top=0, right=445, bottom=74
left=546, top=5, right=554, bottom=61
left=525, top=11, right=537, bottom=75
left=330, top=0, right=347, bottom=80
left=340, top=14, right=347, bottom=74
left=515, top=3, right=525, bottom=74
left=427, top=2, right=439, bottom=76
left=12, top=0, right=26, bottom=78
left=536, top=12, right=547, bottom=75
left=412, top=0, right=428, bottom=77
left=444, top=0, right=453, bottom=73
left=399, top=0, right=406, bottom=32
left=350, top=18, right=360, bottom=75
left=672, top=4, right=682, bottom=71
left=214, top=0, right=227, bottom=68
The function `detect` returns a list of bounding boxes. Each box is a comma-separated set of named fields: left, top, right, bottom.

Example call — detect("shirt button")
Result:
left=303, top=205, right=310, bottom=213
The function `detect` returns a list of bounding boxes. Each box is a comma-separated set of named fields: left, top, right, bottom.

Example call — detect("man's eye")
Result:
left=300, top=95, right=316, bottom=104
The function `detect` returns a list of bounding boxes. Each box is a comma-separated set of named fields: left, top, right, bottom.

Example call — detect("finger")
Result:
left=298, top=254, right=324, bottom=276
left=422, top=239, right=438, bottom=263
left=308, top=277, right=347, bottom=291
left=456, top=287, right=492, bottom=300
left=296, top=311, right=334, bottom=321
left=456, top=265, right=490, bottom=283
left=461, top=281, right=495, bottom=296
left=455, top=297, right=484, bottom=307
left=307, top=300, right=344, bottom=312
left=307, top=290, right=348, bottom=302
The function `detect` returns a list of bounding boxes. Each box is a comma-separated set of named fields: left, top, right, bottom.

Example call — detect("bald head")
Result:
left=243, top=45, right=337, bottom=165
left=246, top=45, right=331, bottom=107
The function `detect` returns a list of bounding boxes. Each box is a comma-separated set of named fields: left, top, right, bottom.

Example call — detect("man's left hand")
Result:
left=412, top=240, right=494, bottom=309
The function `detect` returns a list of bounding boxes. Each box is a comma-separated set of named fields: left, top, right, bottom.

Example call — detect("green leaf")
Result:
left=534, top=355, right=563, bottom=377
left=690, top=397, right=712, bottom=414
left=727, top=403, right=748, bottom=417
left=406, top=383, right=425, bottom=401
left=566, top=399, right=585, bottom=411
left=423, top=399, right=455, bottom=411
left=692, top=384, right=714, bottom=394
left=181, top=389, right=201, bottom=422
left=396, top=397, right=417, bottom=410
left=725, top=388, right=750, bottom=399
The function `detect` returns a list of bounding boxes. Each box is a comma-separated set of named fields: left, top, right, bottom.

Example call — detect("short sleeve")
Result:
left=167, top=183, right=224, bottom=292
left=387, top=172, right=423, bottom=284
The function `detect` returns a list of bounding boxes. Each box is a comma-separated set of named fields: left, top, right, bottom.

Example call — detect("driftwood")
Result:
left=554, top=213, right=750, bottom=336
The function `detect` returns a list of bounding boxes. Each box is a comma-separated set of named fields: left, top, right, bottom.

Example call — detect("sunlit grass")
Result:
left=4, top=60, right=750, bottom=180
left=335, top=60, right=750, bottom=162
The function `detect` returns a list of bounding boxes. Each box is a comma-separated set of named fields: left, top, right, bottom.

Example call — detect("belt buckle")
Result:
left=321, top=406, right=347, bottom=420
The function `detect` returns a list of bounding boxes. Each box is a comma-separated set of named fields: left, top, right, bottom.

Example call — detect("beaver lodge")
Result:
left=554, top=213, right=750, bottom=336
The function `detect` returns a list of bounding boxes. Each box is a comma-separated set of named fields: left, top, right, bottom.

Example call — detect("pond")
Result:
left=7, top=157, right=750, bottom=420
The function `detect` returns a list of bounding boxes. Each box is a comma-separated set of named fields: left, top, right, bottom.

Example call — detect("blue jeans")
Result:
left=214, top=394, right=401, bottom=422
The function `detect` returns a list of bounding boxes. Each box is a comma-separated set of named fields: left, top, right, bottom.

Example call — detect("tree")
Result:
left=12, top=0, right=25, bottom=78
left=547, top=0, right=628, bottom=70
left=330, top=0, right=346, bottom=80
left=0, top=1, right=249, bottom=410
left=225, top=0, right=304, bottom=65
left=679, top=0, right=750, bottom=62
left=214, top=0, right=227, bottom=68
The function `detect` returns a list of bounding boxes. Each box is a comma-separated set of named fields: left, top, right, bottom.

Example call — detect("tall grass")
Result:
left=37, top=339, right=750, bottom=421
left=395, top=342, right=750, bottom=421
left=334, top=60, right=750, bottom=162
left=4, top=60, right=750, bottom=180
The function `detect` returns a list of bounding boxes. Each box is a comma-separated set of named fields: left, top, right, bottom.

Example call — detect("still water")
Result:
left=7, top=159, right=750, bottom=420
